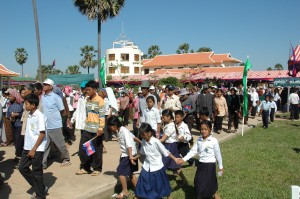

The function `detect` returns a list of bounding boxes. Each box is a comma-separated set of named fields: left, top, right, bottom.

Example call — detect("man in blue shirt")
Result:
left=41, top=79, right=71, bottom=169
left=259, top=95, right=271, bottom=129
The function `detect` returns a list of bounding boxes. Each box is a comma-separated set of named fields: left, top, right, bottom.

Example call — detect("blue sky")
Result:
left=0, top=0, right=299, bottom=78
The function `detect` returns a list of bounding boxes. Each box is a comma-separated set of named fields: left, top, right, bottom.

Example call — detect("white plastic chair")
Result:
left=292, top=185, right=300, bottom=199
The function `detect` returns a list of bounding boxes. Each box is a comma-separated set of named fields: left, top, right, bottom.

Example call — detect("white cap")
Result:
left=162, top=85, right=166, bottom=89
left=150, top=85, right=155, bottom=90
left=43, top=78, right=54, bottom=86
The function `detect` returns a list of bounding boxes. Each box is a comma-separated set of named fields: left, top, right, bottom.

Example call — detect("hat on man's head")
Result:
left=166, top=85, right=175, bottom=91
left=137, top=87, right=142, bottom=94
left=179, top=88, right=190, bottom=96
left=43, top=78, right=54, bottom=86
left=141, top=80, right=150, bottom=88
left=149, top=85, right=155, bottom=90
left=162, top=85, right=166, bottom=89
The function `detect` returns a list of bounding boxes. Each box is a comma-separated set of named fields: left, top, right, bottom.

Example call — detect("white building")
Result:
left=106, top=33, right=143, bottom=76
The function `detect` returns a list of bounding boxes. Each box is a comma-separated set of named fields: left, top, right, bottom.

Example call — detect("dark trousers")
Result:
left=262, top=110, right=269, bottom=128
left=133, top=119, right=138, bottom=137
left=251, top=105, right=257, bottom=117
left=79, top=130, right=103, bottom=171
left=228, top=111, right=239, bottom=130
left=104, top=115, right=112, bottom=142
left=19, top=150, right=46, bottom=199
left=119, top=108, right=129, bottom=126
left=270, top=108, right=275, bottom=122
left=62, top=112, right=75, bottom=143
left=215, top=116, right=224, bottom=131
left=290, top=104, right=299, bottom=119
left=12, top=125, right=24, bottom=157
left=184, top=115, right=194, bottom=132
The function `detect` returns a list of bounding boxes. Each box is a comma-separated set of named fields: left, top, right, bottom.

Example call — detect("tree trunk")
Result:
left=88, top=66, right=90, bottom=74
left=98, top=18, right=102, bottom=88
left=22, top=64, right=24, bottom=77
left=32, top=0, right=43, bottom=81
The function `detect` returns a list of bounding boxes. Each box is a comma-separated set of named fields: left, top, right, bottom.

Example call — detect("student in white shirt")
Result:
left=174, top=110, right=193, bottom=166
left=108, top=116, right=138, bottom=199
left=176, top=120, right=223, bottom=199
left=269, top=96, right=277, bottom=123
left=133, top=123, right=178, bottom=199
left=160, top=109, right=188, bottom=184
left=142, top=96, right=161, bottom=138
left=19, top=94, right=47, bottom=199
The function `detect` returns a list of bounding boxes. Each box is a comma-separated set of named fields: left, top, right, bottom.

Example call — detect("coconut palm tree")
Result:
left=147, top=45, right=162, bottom=58
left=14, top=48, right=28, bottom=77
left=73, top=0, right=125, bottom=88
left=79, top=45, right=98, bottom=74
left=65, top=65, right=81, bottom=74
left=32, top=0, right=43, bottom=81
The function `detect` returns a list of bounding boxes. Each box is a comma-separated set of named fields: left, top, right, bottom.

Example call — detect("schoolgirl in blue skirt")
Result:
left=133, top=123, right=178, bottom=199
left=160, top=109, right=188, bottom=183
left=178, top=120, right=224, bottom=199
left=108, top=116, right=139, bottom=199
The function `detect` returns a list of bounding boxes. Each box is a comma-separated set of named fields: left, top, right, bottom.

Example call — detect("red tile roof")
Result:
left=0, top=64, right=19, bottom=77
left=142, top=52, right=242, bottom=68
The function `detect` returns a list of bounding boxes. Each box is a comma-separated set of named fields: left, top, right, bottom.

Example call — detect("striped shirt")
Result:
left=84, top=94, right=105, bottom=133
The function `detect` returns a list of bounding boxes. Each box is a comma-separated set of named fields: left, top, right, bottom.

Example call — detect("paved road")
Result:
left=0, top=117, right=261, bottom=199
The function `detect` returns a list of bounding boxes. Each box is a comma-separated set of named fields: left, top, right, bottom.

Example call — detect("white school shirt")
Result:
left=177, top=121, right=191, bottom=143
left=118, top=126, right=137, bottom=157
left=163, top=122, right=178, bottom=143
left=183, top=136, right=223, bottom=169
left=71, top=95, right=87, bottom=130
left=289, top=93, right=299, bottom=104
left=251, top=92, right=259, bottom=107
left=274, top=93, right=281, bottom=102
left=140, top=137, right=170, bottom=172
left=270, top=101, right=277, bottom=112
left=24, top=109, right=47, bottom=152
left=142, top=107, right=161, bottom=132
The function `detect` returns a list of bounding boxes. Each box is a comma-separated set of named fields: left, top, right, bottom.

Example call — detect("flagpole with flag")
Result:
left=242, top=58, right=252, bottom=136
left=100, top=57, right=106, bottom=88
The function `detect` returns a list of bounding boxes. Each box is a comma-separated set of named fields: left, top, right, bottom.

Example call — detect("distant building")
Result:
left=106, top=33, right=143, bottom=76
left=141, top=52, right=242, bottom=74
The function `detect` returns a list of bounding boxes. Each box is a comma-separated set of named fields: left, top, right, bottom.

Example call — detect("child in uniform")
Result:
left=19, top=94, right=47, bottom=199
left=133, top=123, right=178, bottom=199
left=259, top=95, right=271, bottom=129
left=174, top=110, right=193, bottom=166
left=269, top=96, right=277, bottom=123
left=108, top=116, right=139, bottom=199
left=177, top=120, right=223, bottom=199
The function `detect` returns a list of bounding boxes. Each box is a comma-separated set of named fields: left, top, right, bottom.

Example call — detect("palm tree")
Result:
left=32, top=0, right=43, bottom=81
left=267, top=67, right=273, bottom=71
left=274, top=63, right=283, bottom=70
left=176, top=43, right=190, bottom=54
left=147, top=45, right=162, bottom=58
left=36, top=65, right=63, bottom=80
left=197, top=47, right=212, bottom=52
left=65, top=65, right=81, bottom=74
left=14, top=48, right=28, bottom=77
left=73, top=0, right=125, bottom=88
left=79, top=45, right=97, bottom=74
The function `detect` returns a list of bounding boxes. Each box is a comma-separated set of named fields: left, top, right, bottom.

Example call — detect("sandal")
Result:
left=76, top=169, right=90, bottom=175
left=91, top=170, right=101, bottom=176
left=112, top=193, right=129, bottom=199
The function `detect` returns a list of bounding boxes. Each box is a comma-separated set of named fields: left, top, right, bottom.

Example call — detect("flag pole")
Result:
left=242, top=117, right=245, bottom=136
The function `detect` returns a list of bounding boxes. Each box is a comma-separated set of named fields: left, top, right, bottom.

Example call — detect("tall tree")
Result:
left=36, top=65, right=63, bottom=80
left=32, top=0, right=43, bottom=81
left=267, top=67, right=273, bottom=71
left=79, top=45, right=97, bottom=74
left=65, top=65, right=81, bottom=74
left=274, top=63, right=283, bottom=70
left=147, top=45, right=162, bottom=58
left=190, top=49, right=195, bottom=53
left=73, top=0, right=125, bottom=88
left=176, top=43, right=190, bottom=54
left=197, top=47, right=212, bottom=52
left=14, top=48, right=28, bottom=77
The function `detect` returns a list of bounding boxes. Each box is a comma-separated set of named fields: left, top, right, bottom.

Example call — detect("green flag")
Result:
left=100, top=57, right=106, bottom=87
left=242, top=58, right=252, bottom=117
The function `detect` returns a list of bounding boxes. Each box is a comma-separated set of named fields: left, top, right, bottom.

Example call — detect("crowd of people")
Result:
left=0, top=78, right=299, bottom=199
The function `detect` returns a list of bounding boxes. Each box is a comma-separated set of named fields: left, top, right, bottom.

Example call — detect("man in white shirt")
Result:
left=161, top=85, right=182, bottom=111
left=250, top=88, right=259, bottom=118
left=289, top=88, right=299, bottom=120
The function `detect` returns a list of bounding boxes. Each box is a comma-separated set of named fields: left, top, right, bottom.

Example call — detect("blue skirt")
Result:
left=135, top=167, right=171, bottom=199
left=162, top=142, right=181, bottom=171
left=117, top=157, right=138, bottom=177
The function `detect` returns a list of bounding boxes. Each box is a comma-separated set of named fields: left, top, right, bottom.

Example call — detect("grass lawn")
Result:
left=168, top=120, right=300, bottom=199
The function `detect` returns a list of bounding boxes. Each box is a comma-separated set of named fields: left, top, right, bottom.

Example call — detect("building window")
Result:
left=144, top=69, right=149, bottom=74
left=109, top=67, right=115, bottom=74
left=121, top=53, right=129, bottom=61
left=134, top=54, right=140, bottom=61
left=108, top=54, right=115, bottom=61
left=121, top=66, right=129, bottom=73
left=134, top=67, right=139, bottom=74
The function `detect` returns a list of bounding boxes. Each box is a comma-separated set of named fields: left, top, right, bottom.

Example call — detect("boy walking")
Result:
left=19, top=94, right=47, bottom=199
left=259, top=95, right=271, bottom=129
